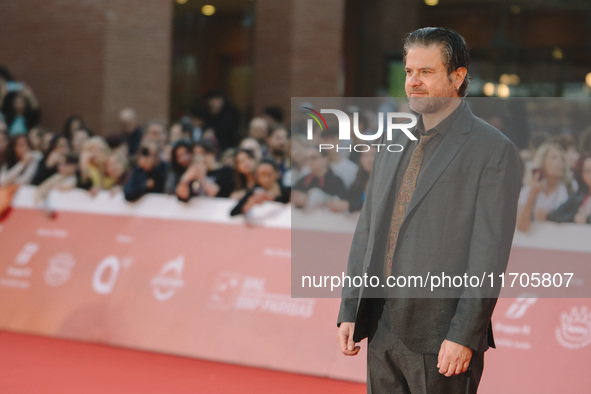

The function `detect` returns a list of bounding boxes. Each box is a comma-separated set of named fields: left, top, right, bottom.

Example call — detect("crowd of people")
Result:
left=1, top=65, right=591, bottom=227
left=516, top=132, right=591, bottom=229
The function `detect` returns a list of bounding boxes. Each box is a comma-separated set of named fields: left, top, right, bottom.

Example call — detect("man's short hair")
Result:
left=403, top=27, right=470, bottom=97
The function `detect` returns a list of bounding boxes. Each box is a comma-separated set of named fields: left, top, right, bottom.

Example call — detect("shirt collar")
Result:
left=414, top=100, right=466, bottom=139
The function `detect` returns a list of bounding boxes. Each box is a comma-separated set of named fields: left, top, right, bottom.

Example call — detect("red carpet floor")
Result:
left=0, top=331, right=365, bottom=394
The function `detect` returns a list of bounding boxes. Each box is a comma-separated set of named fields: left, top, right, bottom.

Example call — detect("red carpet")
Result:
left=0, top=331, right=365, bottom=394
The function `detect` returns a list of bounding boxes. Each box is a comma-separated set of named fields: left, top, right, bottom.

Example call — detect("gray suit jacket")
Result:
left=337, top=103, right=522, bottom=354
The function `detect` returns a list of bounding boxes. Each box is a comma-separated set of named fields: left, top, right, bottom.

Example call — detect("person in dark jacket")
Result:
left=547, top=153, right=591, bottom=224
left=124, top=141, right=168, bottom=202
left=31, top=135, right=71, bottom=185
left=193, top=139, right=234, bottom=198
left=230, top=159, right=290, bottom=216
left=166, top=139, right=193, bottom=194
left=292, top=148, right=347, bottom=209
left=202, top=90, right=240, bottom=152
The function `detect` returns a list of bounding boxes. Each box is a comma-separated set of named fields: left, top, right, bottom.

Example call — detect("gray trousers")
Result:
left=367, top=299, right=484, bottom=394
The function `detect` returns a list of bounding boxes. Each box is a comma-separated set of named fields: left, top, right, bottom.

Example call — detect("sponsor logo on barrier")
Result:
left=494, top=297, right=537, bottom=350
left=44, top=253, right=76, bottom=287
left=505, top=297, right=537, bottom=319
left=116, top=235, right=133, bottom=244
left=263, top=248, right=291, bottom=259
left=36, top=228, right=69, bottom=238
left=209, top=271, right=315, bottom=318
left=151, top=256, right=185, bottom=301
left=15, top=242, right=39, bottom=265
left=0, top=242, right=39, bottom=289
left=92, top=255, right=132, bottom=294
left=556, top=306, right=591, bottom=350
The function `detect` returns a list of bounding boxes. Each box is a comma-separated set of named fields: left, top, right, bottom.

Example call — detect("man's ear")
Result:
left=454, top=67, right=468, bottom=89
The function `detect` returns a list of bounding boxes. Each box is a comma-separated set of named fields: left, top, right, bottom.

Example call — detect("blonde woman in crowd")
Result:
left=78, top=136, right=112, bottom=193
left=516, top=142, right=575, bottom=231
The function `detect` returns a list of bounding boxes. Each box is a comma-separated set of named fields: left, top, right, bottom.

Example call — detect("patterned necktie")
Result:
left=384, top=130, right=438, bottom=277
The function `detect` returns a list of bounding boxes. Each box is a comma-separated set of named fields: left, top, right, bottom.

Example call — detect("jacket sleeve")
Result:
left=337, top=151, right=380, bottom=325
left=445, top=138, right=522, bottom=351
left=123, top=168, right=148, bottom=202
left=546, top=192, right=583, bottom=223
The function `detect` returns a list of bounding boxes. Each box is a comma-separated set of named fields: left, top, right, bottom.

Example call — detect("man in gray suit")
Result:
left=336, top=27, right=522, bottom=393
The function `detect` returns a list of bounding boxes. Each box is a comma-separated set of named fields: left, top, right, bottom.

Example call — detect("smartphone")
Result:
left=6, top=81, right=24, bottom=92
left=532, top=167, right=544, bottom=180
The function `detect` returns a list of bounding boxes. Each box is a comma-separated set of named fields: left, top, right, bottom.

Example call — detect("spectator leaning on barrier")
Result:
left=104, top=151, right=129, bottom=195
left=123, top=141, right=168, bottom=202
left=0, top=134, right=42, bottom=186
left=175, top=154, right=220, bottom=202
left=230, top=148, right=258, bottom=200
left=547, top=153, right=591, bottom=224
left=292, top=147, right=347, bottom=209
left=230, top=158, right=290, bottom=216
left=166, top=139, right=193, bottom=194
left=193, top=139, right=234, bottom=198
left=34, top=153, right=79, bottom=218
left=78, top=136, right=112, bottom=192
left=32, top=135, right=71, bottom=186
left=516, top=142, right=574, bottom=232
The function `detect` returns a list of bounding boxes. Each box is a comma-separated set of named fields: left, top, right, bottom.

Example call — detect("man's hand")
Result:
left=437, top=339, right=472, bottom=377
left=337, top=322, right=360, bottom=356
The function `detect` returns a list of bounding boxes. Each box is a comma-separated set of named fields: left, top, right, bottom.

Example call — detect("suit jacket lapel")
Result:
left=402, top=104, right=475, bottom=222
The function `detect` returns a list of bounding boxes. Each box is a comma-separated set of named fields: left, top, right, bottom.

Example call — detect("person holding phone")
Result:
left=547, top=153, right=591, bottom=224
left=516, top=142, right=574, bottom=231
left=123, top=141, right=168, bottom=202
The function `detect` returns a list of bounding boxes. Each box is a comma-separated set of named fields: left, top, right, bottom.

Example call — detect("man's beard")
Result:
left=408, top=96, right=454, bottom=114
